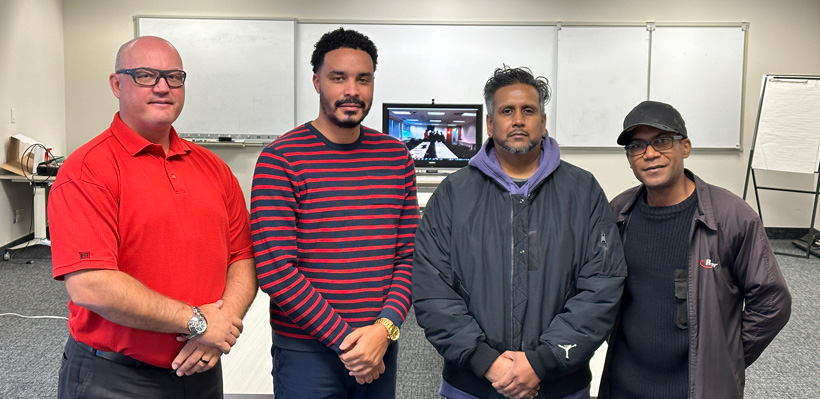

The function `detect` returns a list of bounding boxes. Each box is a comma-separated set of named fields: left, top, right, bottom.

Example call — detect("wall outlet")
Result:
left=13, top=208, right=22, bottom=224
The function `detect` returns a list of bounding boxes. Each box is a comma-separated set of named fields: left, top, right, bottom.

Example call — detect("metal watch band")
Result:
left=186, top=306, right=207, bottom=339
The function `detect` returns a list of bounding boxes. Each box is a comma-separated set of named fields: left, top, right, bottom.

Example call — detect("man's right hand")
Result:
left=485, top=355, right=539, bottom=398
left=484, top=355, right=514, bottom=383
left=192, top=300, right=243, bottom=353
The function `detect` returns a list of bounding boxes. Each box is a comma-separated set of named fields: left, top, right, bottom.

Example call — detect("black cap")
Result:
left=617, top=100, right=687, bottom=145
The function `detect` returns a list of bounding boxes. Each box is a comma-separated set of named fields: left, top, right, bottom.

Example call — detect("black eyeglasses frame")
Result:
left=116, top=67, right=187, bottom=88
left=624, top=134, right=685, bottom=157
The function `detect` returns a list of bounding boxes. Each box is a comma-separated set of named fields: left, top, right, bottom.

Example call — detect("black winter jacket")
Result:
left=413, top=161, right=627, bottom=399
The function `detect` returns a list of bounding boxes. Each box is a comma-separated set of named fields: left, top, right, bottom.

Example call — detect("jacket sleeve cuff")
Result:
left=467, top=342, right=502, bottom=377
left=528, top=346, right=559, bottom=381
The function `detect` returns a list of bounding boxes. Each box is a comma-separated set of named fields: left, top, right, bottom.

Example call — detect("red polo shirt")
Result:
left=50, top=113, right=253, bottom=368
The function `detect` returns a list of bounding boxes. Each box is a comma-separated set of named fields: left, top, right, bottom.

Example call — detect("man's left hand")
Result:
left=338, top=324, right=390, bottom=383
left=492, top=351, right=541, bottom=399
left=171, top=339, right=222, bottom=377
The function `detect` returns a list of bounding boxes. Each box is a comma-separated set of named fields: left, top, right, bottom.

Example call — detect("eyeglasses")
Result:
left=624, top=135, right=684, bottom=157
left=116, top=68, right=187, bottom=88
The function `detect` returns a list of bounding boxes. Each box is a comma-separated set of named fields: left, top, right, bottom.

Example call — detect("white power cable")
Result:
left=0, top=312, right=67, bottom=320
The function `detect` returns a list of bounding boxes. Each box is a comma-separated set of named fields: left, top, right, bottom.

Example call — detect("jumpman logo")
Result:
left=558, top=344, right=576, bottom=359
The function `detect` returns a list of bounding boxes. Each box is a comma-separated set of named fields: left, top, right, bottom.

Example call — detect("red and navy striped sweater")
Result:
left=251, top=122, right=419, bottom=354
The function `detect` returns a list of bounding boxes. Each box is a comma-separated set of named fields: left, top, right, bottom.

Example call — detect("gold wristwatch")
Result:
left=375, top=317, right=400, bottom=342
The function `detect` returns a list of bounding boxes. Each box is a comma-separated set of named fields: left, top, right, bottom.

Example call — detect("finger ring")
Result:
left=199, top=358, right=209, bottom=364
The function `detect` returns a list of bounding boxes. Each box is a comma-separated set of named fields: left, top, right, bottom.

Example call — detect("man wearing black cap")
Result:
left=598, top=100, right=792, bottom=399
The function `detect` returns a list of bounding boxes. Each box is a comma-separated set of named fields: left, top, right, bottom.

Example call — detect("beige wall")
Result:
left=0, top=0, right=65, bottom=246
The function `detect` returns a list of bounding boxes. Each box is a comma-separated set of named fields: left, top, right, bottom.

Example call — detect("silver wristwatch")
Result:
left=186, top=306, right=208, bottom=339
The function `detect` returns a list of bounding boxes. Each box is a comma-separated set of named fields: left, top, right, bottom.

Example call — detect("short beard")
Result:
left=328, top=112, right=363, bottom=129
left=320, top=91, right=370, bottom=129
left=496, top=136, right=540, bottom=155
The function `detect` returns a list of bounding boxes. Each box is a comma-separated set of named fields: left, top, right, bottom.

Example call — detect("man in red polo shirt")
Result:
left=48, top=36, right=257, bottom=398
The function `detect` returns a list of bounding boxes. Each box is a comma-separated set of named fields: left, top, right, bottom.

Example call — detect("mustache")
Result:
left=335, top=98, right=366, bottom=108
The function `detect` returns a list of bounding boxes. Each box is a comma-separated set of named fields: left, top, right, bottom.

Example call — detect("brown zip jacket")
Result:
left=601, top=169, right=791, bottom=399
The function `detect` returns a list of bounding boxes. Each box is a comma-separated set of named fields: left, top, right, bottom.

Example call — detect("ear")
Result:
left=312, top=73, right=320, bottom=93
left=682, top=138, right=692, bottom=159
left=109, top=73, right=122, bottom=99
left=486, top=114, right=493, bottom=138
left=541, top=114, right=547, bottom=138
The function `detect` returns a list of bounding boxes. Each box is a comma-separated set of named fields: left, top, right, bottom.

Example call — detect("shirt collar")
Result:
left=109, top=112, right=191, bottom=158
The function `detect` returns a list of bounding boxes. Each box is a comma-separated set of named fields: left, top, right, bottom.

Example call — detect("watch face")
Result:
left=191, top=317, right=207, bottom=334
left=375, top=318, right=399, bottom=342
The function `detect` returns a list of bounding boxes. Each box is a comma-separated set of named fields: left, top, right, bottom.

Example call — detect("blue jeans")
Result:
left=272, top=342, right=398, bottom=399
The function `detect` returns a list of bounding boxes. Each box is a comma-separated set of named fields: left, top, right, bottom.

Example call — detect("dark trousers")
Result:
left=58, top=335, right=223, bottom=399
left=272, top=342, right=398, bottom=399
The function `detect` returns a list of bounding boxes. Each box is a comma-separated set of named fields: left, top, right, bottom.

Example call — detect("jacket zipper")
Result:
left=600, top=231, right=608, bottom=273
left=509, top=197, right=515, bottom=348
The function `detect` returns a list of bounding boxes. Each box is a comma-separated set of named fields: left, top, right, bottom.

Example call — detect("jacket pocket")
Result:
left=674, top=269, right=689, bottom=329
left=452, top=274, right=471, bottom=307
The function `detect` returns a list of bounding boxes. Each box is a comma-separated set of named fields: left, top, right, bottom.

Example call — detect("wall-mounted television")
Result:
left=383, top=103, right=484, bottom=170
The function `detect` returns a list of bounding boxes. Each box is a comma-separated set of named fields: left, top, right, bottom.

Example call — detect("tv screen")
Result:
left=383, top=103, right=484, bottom=169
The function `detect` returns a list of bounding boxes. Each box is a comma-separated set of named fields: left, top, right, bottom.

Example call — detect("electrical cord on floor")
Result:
left=0, top=312, right=67, bottom=320
left=3, top=209, right=39, bottom=264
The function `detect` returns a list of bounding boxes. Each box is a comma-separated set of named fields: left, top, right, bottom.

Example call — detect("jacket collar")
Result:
left=615, top=169, right=717, bottom=231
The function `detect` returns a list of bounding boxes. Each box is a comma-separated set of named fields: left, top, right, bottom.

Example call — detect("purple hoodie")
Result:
left=468, top=136, right=561, bottom=196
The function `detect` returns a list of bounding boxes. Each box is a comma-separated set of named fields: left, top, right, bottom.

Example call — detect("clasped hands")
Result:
left=339, top=324, right=390, bottom=385
left=485, top=351, right=541, bottom=399
left=172, top=300, right=243, bottom=376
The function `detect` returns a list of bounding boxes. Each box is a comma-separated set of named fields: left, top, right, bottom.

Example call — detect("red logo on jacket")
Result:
left=699, top=259, right=718, bottom=269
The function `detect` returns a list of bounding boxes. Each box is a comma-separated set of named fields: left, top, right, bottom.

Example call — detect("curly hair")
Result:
left=311, top=28, right=378, bottom=73
left=483, top=66, right=551, bottom=115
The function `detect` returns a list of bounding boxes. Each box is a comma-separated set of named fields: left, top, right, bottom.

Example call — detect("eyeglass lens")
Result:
left=627, top=137, right=676, bottom=156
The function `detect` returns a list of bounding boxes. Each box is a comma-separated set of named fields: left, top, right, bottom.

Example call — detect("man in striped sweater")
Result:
left=251, top=28, right=419, bottom=398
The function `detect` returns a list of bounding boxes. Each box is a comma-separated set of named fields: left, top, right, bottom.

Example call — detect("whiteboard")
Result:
left=555, top=24, right=745, bottom=148
left=136, top=17, right=295, bottom=139
left=295, top=23, right=557, bottom=139
left=751, top=76, right=820, bottom=174
left=555, top=26, right=649, bottom=147
left=132, top=19, right=745, bottom=148
left=650, top=26, right=745, bottom=149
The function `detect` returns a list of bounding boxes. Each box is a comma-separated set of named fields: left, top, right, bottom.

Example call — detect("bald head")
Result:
left=115, top=36, right=181, bottom=71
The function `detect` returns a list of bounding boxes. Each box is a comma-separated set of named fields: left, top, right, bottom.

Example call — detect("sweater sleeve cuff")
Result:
left=328, top=325, right=356, bottom=356
left=528, top=345, right=559, bottom=381
left=467, top=342, right=502, bottom=377
left=377, top=308, right=405, bottom=329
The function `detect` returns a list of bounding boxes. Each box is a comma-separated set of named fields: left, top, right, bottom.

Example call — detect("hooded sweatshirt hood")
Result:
left=468, top=135, right=561, bottom=196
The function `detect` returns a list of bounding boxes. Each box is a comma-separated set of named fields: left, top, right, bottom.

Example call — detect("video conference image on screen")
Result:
left=383, top=103, right=484, bottom=169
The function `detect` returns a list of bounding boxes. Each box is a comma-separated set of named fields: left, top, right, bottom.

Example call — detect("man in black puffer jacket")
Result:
left=413, top=66, right=627, bottom=399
